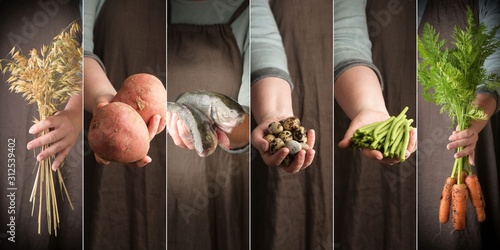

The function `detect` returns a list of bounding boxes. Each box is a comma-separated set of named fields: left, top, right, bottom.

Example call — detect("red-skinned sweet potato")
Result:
left=112, top=73, right=166, bottom=127
left=88, top=102, right=150, bottom=163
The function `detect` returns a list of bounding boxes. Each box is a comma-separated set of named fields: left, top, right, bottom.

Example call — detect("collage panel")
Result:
left=250, top=0, right=333, bottom=249
left=83, top=0, right=166, bottom=249
left=0, top=0, right=83, bottom=249
left=417, top=0, right=500, bottom=248
left=166, top=0, right=250, bottom=249
left=334, top=0, right=417, bottom=249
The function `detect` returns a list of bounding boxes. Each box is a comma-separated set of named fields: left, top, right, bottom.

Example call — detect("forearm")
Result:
left=251, top=77, right=294, bottom=125
left=334, top=66, right=388, bottom=119
left=470, top=93, right=497, bottom=132
left=227, top=113, right=250, bottom=149
left=83, top=57, right=117, bottom=114
left=64, top=93, right=83, bottom=126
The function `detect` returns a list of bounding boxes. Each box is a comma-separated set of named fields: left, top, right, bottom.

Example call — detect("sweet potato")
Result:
left=113, top=73, right=166, bottom=126
left=88, top=102, right=150, bottom=163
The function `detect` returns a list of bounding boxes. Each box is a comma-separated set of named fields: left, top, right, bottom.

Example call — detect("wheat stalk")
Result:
left=0, top=21, right=82, bottom=236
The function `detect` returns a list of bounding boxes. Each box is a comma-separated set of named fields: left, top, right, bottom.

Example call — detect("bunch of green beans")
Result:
left=351, top=107, right=414, bottom=162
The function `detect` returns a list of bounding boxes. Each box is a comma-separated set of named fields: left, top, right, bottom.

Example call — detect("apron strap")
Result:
left=227, top=0, right=249, bottom=25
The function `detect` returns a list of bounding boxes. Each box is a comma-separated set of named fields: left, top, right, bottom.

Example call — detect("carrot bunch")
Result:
left=439, top=157, right=486, bottom=230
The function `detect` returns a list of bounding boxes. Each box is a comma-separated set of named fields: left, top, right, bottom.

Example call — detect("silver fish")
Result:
left=176, top=90, right=246, bottom=133
left=167, top=102, right=218, bottom=157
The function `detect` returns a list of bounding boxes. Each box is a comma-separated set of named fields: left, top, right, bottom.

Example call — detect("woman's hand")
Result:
left=166, top=111, right=194, bottom=150
left=252, top=119, right=316, bottom=173
left=27, top=95, right=82, bottom=171
left=338, top=110, right=417, bottom=165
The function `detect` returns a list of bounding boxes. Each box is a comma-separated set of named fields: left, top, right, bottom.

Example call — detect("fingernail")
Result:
left=27, top=143, right=31, bottom=150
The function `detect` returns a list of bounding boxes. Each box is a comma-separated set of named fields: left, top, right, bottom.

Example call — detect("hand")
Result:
left=338, top=110, right=417, bottom=165
left=166, top=111, right=194, bottom=150
left=252, top=119, right=316, bottom=173
left=27, top=109, right=82, bottom=171
left=447, top=126, right=479, bottom=166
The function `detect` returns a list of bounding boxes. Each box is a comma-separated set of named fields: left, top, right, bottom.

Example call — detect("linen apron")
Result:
left=250, top=0, right=333, bottom=249
left=334, top=0, right=417, bottom=249
left=83, top=0, right=166, bottom=249
left=0, top=1, right=82, bottom=249
left=418, top=1, right=500, bottom=248
left=167, top=1, right=249, bottom=249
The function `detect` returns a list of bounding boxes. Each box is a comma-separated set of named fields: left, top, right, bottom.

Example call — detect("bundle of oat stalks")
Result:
left=0, top=21, right=82, bottom=236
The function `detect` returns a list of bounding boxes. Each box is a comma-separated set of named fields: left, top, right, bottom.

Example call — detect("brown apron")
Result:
left=334, top=0, right=417, bottom=249
left=84, top=0, right=166, bottom=249
left=0, top=1, right=82, bottom=250
left=250, top=1, right=333, bottom=249
left=418, top=1, right=500, bottom=248
left=167, top=1, right=249, bottom=249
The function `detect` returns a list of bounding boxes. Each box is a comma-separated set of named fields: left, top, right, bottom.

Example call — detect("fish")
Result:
left=167, top=102, right=218, bottom=157
left=175, top=90, right=246, bottom=133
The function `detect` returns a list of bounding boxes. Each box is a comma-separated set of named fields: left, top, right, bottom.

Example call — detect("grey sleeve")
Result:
left=478, top=0, right=500, bottom=113
left=83, top=0, right=105, bottom=69
left=231, top=7, right=250, bottom=109
left=250, top=0, right=293, bottom=89
left=334, top=0, right=383, bottom=87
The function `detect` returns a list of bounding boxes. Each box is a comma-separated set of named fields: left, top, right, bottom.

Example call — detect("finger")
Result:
left=449, top=129, right=475, bottom=141
left=157, top=116, right=167, bottom=134
left=168, top=113, right=186, bottom=148
left=405, top=128, right=417, bottom=158
left=95, top=153, right=110, bottom=165
left=177, top=119, right=194, bottom=150
left=469, top=151, right=475, bottom=166
left=29, top=116, right=58, bottom=135
left=51, top=147, right=71, bottom=171
left=36, top=140, right=66, bottom=161
left=147, top=115, right=161, bottom=140
left=27, top=128, right=64, bottom=150
left=286, top=150, right=305, bottom=173
left=306, top=129, right=316, bottom=149
left=361, top=148, right=384, bottom=161
left=454, top=146, right=474, bottom=159
left=133, top=155, right=152, bottom=167
left=301, top=149, right=316, bottom=170
left=266, top=147, right=288, bottom=167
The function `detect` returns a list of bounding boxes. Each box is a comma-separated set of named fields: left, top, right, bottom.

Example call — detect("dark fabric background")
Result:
left=83, top=0, right=166, bottom=249
left=417, top=1, right=500, bottom=249
left=0, top=0, right=82, bottom=250
left=334, top=0, right=417, bottom=249
left=251, top=0, right=333, bottom=249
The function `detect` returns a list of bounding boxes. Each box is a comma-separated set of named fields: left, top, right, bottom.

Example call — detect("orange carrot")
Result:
left=451, top=183, right=468, bottom=230
left=465, top=175, right=486, bottom=223
left=439, top=177, right=456, bottom=224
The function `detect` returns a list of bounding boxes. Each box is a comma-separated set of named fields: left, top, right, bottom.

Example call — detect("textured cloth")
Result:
left=167, top=1, right=249, bottom=249
left=418, top=0, right=500, bottom=249
left=334, top=0, right=417, bottom=249
left=0, top=0, right=82, bottom=249
left=251, top=0, right=333, bottom=249
left=83, top=0, right=166, bottom=249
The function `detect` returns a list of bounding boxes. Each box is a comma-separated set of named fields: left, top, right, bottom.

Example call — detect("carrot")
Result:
left=465, top=175, right=486, bottom=223
left=451, top=183, right=468, bottom=230
left=439, top=177, right=456, bottom=224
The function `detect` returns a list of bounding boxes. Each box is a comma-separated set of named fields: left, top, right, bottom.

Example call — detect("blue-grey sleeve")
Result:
left=334, top=0, right=383, bottom=87
left=83, top=0, right=105, bottom=69
left=478, top=0, right=500, bottom=113
left=250, top=0, right=293, bottom=89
